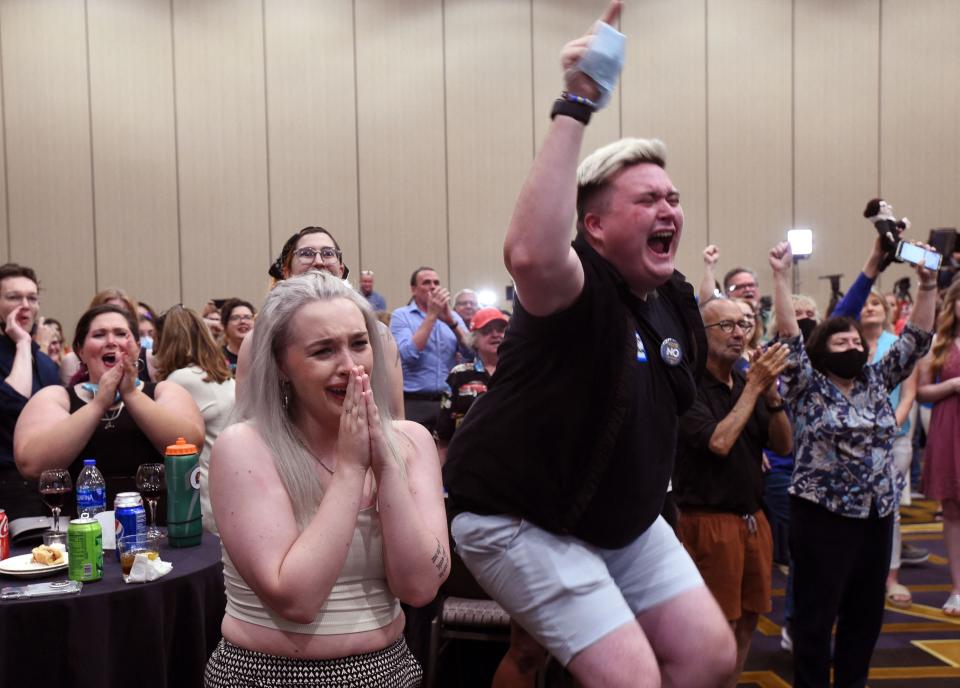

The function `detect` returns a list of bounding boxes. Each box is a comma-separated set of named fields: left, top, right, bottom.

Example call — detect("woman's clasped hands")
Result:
left=336, top=366, right=393, bottom=476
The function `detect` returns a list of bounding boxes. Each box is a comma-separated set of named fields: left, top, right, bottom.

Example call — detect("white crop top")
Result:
left=223, top=507, right=401, bottom=635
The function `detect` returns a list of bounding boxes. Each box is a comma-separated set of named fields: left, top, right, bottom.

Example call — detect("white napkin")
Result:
left=96, top=511, right=116, bottom=550
left=123, top=553, right=173, bottom=583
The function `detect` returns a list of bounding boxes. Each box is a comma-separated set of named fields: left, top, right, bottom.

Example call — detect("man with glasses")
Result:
left=390, top=267, right=470, bottom=432
left=452, top=289, right=478, bottom=330
left=724, top=268, right=760, bottom=309
left=673, top=297, right=793, bottom=684
left=0, top=263, right=60, bottom=519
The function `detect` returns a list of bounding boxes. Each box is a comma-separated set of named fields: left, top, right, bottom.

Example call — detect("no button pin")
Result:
left=660, top=338, right=682, bottom=366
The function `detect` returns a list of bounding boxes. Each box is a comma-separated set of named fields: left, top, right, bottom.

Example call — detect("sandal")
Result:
left=886, top=583, right=912, bottom=609
left=943, top=593, right=960, bottom=617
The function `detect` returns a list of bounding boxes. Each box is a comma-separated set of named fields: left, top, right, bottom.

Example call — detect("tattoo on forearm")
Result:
left=431, top=538, right=449, bottom=578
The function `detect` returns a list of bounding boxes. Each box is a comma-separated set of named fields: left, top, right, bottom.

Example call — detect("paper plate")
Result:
left=0, top=551, right=70, bottom=579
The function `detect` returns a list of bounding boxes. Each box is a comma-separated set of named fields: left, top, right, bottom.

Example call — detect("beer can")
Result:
left=0, top=509, right=9, bottom=560
left=114, top=492, right=146, bottom=560
left=68, top=514, right=103, bottom=582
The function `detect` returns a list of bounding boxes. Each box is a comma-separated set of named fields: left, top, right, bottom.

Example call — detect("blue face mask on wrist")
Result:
left=575, top=22, right=626, bottom=109
left=81, top=378, right=143, bottom=403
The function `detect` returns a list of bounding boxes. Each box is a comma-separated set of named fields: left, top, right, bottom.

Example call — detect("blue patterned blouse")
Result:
left=780, top=323, right=932, bottom=518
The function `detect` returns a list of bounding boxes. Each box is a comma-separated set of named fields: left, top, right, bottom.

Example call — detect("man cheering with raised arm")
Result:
left=442, top=3, right=735, bottom=686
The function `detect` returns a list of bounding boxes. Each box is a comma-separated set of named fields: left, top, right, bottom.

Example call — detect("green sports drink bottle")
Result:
left=164, top=437, right=202, bottom=547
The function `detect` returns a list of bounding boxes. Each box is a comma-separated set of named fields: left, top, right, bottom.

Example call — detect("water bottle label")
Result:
left=77, top=486, right=106, bottom=510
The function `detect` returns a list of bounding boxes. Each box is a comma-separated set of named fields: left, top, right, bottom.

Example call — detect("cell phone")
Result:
left=0, top=580, right=83, bottom=600
left=896, top=241, right=942, bottom=271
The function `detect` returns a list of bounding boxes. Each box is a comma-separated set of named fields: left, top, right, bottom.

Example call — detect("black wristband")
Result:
left=550, top=98, right=592, bottom=125
left=765, top=402, right=785, bottom=413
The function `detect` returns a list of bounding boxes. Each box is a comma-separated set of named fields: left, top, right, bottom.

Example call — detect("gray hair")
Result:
left=575, top=138, right=668, bottom=232
left=234, top=271, right=401, bottom=529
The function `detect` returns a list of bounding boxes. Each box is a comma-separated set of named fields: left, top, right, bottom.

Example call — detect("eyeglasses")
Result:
left=705, top=319, right=754, bottom=334
left=228, top=314, right=254, bottom=322
left=478, top=324, right=506, bottom=336
left=293, top=247, right=341, bottom=265
left=2, top=292, right=39, bottom=306
left=727, top=282, right=758, bottom=293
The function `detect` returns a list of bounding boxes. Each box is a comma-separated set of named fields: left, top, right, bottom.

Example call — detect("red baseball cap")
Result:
left=470, top=307, right=509, bottom=332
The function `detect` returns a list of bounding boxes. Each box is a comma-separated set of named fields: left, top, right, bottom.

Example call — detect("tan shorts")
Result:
left=678, top=510, right=772, bottom=621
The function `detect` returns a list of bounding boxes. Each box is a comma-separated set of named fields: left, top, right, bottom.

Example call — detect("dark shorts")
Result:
left=678, top=510, right=772, bottom=621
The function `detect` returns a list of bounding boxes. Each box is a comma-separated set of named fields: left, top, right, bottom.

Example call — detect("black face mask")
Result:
left=797, top=318, right=817, bottom=340
left=823, top=348, right=868, bottom=379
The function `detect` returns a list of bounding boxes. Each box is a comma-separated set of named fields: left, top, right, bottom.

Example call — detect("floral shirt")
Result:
left=780, top=323, right=932, bottom=518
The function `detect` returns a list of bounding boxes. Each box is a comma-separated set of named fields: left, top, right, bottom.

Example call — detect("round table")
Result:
left=0, top=533, right=225, bottom=688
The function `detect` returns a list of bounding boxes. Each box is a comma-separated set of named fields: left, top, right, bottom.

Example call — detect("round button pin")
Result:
left=660, top=338, right=682, bottom=366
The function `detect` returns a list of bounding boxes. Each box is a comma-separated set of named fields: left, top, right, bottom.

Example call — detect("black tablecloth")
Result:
left=0, top=533, right=225, bottom=688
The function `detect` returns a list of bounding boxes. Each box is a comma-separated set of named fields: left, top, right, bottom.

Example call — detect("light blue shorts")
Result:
left=450, top=512, right=704, bottom=666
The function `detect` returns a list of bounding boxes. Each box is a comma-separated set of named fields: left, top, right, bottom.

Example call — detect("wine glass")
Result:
left=38, top=469, right=72, bottom=534
left=136, top=463, right=165, bottom=537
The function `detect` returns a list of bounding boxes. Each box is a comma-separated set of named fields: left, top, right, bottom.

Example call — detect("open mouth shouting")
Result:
left=648, top=229, right=676, bottom=256
left=102, top=352, right=119, bottom=367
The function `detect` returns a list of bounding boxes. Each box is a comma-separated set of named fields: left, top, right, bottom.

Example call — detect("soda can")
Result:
left=68, top=514, right=103, bottom=582
left=114, top=492, right=146, bottom=561
left=0, top=509, right=9, bottom=560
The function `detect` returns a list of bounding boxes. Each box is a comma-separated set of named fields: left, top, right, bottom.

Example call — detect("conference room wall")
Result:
left=0, top=0, right=957, bottom=340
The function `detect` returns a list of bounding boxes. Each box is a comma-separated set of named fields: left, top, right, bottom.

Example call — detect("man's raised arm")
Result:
left=503, top=0, right=622, bottom=317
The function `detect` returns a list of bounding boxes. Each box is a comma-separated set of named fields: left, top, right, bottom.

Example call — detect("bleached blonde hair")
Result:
left=235, top=271, right=401, bottom=529
left=575, top=138, right=668, bottom=232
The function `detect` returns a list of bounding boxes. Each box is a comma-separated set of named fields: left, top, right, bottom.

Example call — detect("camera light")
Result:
left=788, top=228, right=813, bottom=258
left=477, top=289, right=498, bottom=308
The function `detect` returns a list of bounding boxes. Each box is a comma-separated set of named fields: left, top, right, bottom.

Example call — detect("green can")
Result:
left=67, top=514, right=103, bottom=582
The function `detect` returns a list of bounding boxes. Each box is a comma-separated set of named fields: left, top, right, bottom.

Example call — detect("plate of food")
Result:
left=0, top=545, right=69, bottom=578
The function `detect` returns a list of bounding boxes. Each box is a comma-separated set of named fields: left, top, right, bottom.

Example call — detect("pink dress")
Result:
left=923, top=344, right=960, bottom=501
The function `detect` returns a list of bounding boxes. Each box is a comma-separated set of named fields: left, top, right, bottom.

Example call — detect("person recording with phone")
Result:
left=770, top=239, right=936, bottom=687
left=0, top=263, right=61, bottom=520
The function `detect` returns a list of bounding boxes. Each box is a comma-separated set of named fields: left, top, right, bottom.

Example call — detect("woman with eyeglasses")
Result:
left=204, top=272, right=446, bottom=687
left=14, top=304, right=204, bottom=515
left=236, top=226, right=405, bottom=419
left=219, top=298, right=256, bottom=375
left=769, top=241, right=936, bottom=687
left=154, top=305, right=235, bottom=534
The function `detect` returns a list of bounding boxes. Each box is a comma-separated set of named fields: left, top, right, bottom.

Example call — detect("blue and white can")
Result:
left=114, top=492, right=146, bottom=560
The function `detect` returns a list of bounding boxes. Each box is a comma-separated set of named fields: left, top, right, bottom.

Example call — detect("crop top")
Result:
left=223, top=507, right=401, bottom=635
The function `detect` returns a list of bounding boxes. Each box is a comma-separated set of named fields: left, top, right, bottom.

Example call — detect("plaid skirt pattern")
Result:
left=204, top=636, right=422, bottom=687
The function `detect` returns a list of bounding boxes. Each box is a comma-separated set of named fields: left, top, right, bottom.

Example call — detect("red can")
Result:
left=0, top=508, right=9, bottom=560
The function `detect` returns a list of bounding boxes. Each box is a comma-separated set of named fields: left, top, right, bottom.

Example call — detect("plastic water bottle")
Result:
left=75, top=458, right=106, bottom=517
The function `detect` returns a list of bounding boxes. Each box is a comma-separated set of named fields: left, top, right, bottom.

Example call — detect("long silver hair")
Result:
left=234, top=271, right=401, bottom=529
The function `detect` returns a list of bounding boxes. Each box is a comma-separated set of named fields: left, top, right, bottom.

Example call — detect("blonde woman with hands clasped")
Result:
left=204, top=272, right=447, bottom=687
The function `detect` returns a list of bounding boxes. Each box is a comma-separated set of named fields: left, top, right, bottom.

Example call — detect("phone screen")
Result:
left=897, top=241, right=926, bottom=266
left=924, top=250, right=943, bottom=271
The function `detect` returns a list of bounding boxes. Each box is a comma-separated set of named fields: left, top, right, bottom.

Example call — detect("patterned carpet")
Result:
left=742, top=499, right=960, bottom=687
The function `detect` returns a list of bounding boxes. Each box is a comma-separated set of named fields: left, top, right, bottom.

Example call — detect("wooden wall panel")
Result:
left=263, top=0, right=360, bottom=279
left=87, top=0, right=181, bottom=312
left=794, top=0, right=879, bottom=310
left=0, top=0, right=96, bottom=333
left=355, top=0, right=447, bottom=312
left=707, top=0, right=793, bottom=305
left=880, top=0, right=960, bottom=295
left=172, top=0, right=269, bottom=309
left=621, top=0, right=707, bottom=281
left=0, top=57, right=7, bottom=266
left=444, top=0, right=533, bottom=308
left=532, top=0, right=621, bottom=162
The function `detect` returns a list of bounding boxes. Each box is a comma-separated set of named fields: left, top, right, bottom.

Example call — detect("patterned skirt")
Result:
left=204, top=636, right=422, bottom=687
